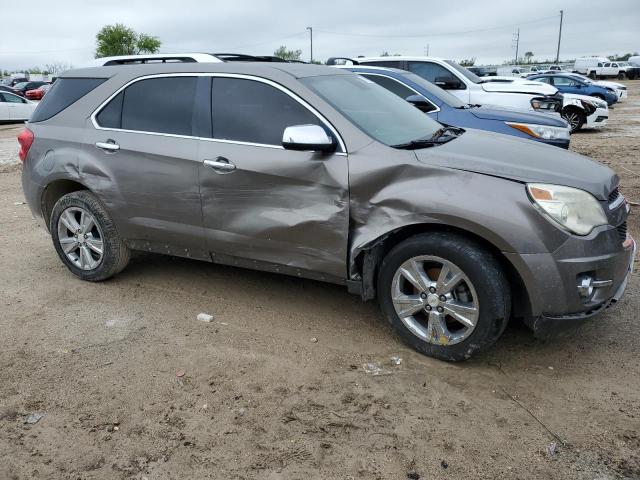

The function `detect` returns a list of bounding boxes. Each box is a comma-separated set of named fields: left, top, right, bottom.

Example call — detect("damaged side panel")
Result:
left=198, top=140, right=350, bottom=279
left=346, top=142, right=569, bottom=295
left=79, top=121, right=210, bottom=261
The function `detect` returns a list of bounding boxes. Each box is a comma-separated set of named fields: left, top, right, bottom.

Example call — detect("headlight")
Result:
left=507, top=123, right=570, bottom=140
left=531, top=97, right=560, bottom=112
left=527, top=183, right=608, bottom=235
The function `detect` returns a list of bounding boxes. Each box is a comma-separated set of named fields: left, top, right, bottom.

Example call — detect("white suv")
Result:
left=330, top=56, right=562, bottom=114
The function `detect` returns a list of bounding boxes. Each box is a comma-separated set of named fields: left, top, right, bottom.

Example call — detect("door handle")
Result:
left=203, top=157, right=236, bottom=173
left=95, top=140, right=120, bottom=152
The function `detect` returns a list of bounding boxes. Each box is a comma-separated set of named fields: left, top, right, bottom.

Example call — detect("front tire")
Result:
left=50, top=191, right=130, bottom=281
left=562, top=107, right=586, bottom=133
left=377, top=233, right=511, bottom=362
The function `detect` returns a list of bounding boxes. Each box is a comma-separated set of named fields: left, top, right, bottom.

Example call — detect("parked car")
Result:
left=496, top=66, right=527, bottom=77
left=0, top=76, right=28, bottom=87
left=573, top=57, right=621, bottom=79
left=466, top=66, right=496, bottom=77
left=561, top=93, right=609, bottom=132
left=563, top=73, right=628, bottom=101
left=20, top=63, right=635, bottom=361
left=10, top=81, right=49, bottom=97
left=528, top=73, right=618, bottom=106
left=343, top=66, right=570, bottom=148
left=0, top=91, right=37, bottom=122
left=611, top=61, right=640, bottom=80
left=25, top=83, right=52, bottom=100
left=327, top=56, right=563, bottom=115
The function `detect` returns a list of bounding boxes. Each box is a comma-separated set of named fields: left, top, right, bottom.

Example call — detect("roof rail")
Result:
left=212, top=53, right=304, bottom=63
left=326, top=57, right=359, bottom=66
left=102, top=56, right=199, bottom=66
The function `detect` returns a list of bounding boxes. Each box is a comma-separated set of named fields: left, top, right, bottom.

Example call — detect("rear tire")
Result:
left=618, top=72, right=626, bottom=80
left=562, top=107, right=586, bottom=133
left=50, top=191, right=130, bottom=281
left=377, top=232, right=511, bottom=362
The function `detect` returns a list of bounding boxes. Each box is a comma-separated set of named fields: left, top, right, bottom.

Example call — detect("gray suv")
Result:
left=19, top=62, right=635, bottom=361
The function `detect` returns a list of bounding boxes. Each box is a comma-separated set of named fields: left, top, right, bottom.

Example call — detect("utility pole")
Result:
left=512, top=29, right=520, bottom=65
left=424, top=44, right=430, bottom=56
left=555, top=10, right=563, bottom=64
left=306, top=26, right=313, bottom=63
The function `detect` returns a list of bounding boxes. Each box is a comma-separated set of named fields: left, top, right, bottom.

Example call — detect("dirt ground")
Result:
left=1, top=83, right=639, bottom=480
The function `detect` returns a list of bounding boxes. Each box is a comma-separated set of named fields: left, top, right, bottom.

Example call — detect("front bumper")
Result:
left=584, top=107, right=608, bottom=129
left=505, top=231, right=635, bottom=338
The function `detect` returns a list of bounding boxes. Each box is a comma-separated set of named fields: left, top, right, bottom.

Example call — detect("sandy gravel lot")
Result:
left=1, top=83, right=639, bottom=480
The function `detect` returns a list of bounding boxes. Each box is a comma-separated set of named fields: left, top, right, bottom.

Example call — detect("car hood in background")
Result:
left=479, top=77, right=558, bottom=95
left=469, top=106, right=568, bottom=127
left=413, top=129, right=616, bottom=199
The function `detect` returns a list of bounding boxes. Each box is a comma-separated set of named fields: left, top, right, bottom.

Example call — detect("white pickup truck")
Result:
left=331, top=56, right=563, bottom=115
left=574, top=57, right=624, bottom=79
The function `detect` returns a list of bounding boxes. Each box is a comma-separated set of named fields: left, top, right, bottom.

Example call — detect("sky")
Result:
left=1, top=0, right=639, bottom=71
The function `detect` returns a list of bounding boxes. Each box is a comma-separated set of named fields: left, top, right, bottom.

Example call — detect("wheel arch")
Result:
left=350, top=223, right=532, bottom=320
left=41, top=179, right=91, bottom=232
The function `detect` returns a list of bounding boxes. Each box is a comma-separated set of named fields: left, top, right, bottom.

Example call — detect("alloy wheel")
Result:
left=57, top=207, right=104, bottom=270
left=390, top=255, right=479, bottom=346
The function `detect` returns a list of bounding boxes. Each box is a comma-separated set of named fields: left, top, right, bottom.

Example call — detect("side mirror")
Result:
left=282, top=124, right=336, bottom=153
left=405, top=94, right=436, bottom=113
left=434, top=75, right=463, bottom=90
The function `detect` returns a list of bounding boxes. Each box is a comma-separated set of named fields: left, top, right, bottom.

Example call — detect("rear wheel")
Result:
left=562, top=107, right=586, bottom=133
left=377, top=233, right=511, bottom=362
left=50, top=191, right=130, bottom=281
left=618, top=72, right=626, bottom=80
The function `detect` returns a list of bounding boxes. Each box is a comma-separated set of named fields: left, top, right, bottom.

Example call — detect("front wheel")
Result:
left=377, top=233, right=511, bottom=362
left=50, top=191, right=130, bottom=281
left=562, top=107, right=586, bottom=133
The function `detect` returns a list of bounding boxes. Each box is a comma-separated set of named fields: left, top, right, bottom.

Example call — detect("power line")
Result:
left=314, top=14, right=559, bottom=38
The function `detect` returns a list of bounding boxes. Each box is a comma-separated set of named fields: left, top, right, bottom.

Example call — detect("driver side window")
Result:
left=211, top=77, right=334, bottom=148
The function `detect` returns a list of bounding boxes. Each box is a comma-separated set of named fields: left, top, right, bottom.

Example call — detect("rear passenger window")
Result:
left=120, top=77, right=197, bottom=135
left=30, top=78, right=106, bottom=122
left=96, top=91, right=123, bottom=128
left=211, top=77, right=322, bottom=146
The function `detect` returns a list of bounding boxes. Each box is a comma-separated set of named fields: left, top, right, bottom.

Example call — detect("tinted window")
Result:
left=119, top=77, right=197, bottom=135
left=360, top=60, right=403, bottom=69
left=211, top=77, right=322, bottom=146
left=31, top=78, right=106, bottom=122
left=361, top=74, right=416, bottom=99
left=408, top=61, right=467, bottom=89
left=303, top=74, right=442, bottom=147
left=1, top=92, right=26, bottom=103
left=96, top=91, right=123, bottom=128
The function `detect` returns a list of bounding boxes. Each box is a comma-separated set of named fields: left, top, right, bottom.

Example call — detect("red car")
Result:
left=25, top=83, right=51, bottom=100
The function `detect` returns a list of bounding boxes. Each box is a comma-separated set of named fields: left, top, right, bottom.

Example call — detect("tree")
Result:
left=95, top=23, right=161, bottom=58
left=459, top=58, right=476, bottom=67
left=273, top=46, right=302, bottom=61
left=524, top=51, right=534, bottom=64
left=380, top=51, right=401, bottom=57
left=45, top=62, right=73, bottom=75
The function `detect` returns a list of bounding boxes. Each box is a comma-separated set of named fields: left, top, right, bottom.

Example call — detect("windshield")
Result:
left=13, top=82, right=28, bottom=89
left=302, top=74, right=442, bottom=146
left=444, top=60, right=482, bottom=83
left=399, top=72, right=467, bottom=108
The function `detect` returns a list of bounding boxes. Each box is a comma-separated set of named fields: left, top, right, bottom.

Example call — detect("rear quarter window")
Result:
left=30, top=78, right=106, bottom=122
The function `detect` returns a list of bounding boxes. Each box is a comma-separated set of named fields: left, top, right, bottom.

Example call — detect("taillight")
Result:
left=17, top=128, right=34, bottom=162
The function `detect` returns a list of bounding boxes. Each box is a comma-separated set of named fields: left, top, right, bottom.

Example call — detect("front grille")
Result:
left=608, top=187, right=620, bottom=203
left=617, top=222, right=628, bottom=241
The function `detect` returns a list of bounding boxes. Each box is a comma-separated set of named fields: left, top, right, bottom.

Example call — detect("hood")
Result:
left=469, top=105, right=568, bottom=126
left=480, top=78, right=557, bottom=95
left=595, top=80, right=623, bottom=89
left=413, top=129, right=616, bottom=199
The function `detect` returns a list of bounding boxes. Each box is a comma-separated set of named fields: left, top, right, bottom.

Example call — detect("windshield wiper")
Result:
left=392, top=126, right=463, bottom=149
